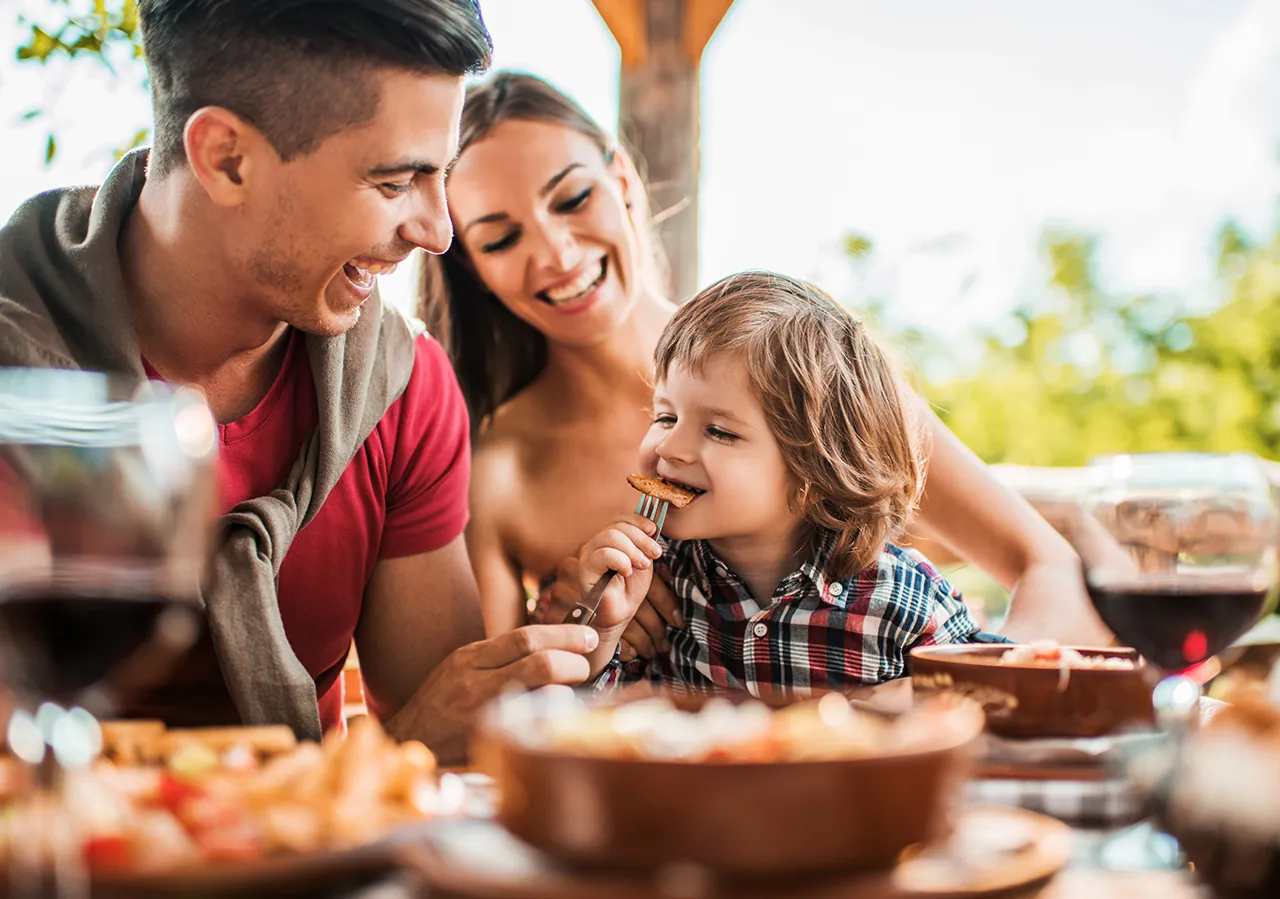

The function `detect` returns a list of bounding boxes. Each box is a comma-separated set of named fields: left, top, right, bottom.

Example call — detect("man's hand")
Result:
left=384, top=624, right=599, bottom=766
left=620, top=577, right=684, bottom=662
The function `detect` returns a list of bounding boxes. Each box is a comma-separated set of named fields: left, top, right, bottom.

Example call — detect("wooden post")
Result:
left=591, top=0, right=735, bottom=302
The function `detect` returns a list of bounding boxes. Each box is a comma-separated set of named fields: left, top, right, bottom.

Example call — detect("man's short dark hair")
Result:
left=138, top=0, right=493, bottom=176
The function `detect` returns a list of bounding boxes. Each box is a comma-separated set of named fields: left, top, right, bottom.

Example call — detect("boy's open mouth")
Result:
left=665, top=478, right=706, bottom=498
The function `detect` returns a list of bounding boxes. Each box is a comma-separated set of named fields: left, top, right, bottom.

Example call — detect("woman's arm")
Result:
left=909, top=395, right=1113, bottom=646
left=466, top=447, right=529, bottom=637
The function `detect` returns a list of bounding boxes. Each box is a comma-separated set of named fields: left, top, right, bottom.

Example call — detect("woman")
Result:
left=421, top=71, right=1109, bottom=656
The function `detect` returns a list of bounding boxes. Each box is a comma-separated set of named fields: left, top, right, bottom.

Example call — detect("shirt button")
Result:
left=829, top=582, right=845, bottom=597
left=752, top=622, right=768, bottom=639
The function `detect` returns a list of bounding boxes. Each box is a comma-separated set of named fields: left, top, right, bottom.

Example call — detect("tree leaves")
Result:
left=869, top=226, right=1280, bottom=465
left=842, top=233, right=874, bottom=259
left=14, top=1, right=145, bottom=164
left=113, top=128, right=151, bottom=162
left=16, top=26, right=59, bottom=62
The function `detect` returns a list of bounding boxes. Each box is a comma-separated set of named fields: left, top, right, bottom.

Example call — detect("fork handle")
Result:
left=562, top=570, right=619, bottom=627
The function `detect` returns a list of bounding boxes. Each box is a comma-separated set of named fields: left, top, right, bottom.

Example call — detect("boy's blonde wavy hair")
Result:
left=654, top=271, right=926, bottom=579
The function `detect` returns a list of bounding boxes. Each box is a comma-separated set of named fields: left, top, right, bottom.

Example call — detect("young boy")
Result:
left=574, top=271, right=1007, bottom=697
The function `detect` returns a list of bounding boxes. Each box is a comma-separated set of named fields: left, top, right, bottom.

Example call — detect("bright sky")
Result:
left=3, top=0, right=1279, bottom=334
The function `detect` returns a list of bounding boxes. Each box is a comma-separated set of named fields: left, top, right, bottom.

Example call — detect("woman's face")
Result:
left=446, top=119, right=647, bottom=347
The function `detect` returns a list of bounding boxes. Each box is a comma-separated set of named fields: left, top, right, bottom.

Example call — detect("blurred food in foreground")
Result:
left=0, top=716, right=443, bottom=875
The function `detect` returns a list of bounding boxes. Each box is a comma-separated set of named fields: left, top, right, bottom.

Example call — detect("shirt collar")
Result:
left=675, top=529, right=846, bottom=603
left=797, top=528, right=841, bottom=596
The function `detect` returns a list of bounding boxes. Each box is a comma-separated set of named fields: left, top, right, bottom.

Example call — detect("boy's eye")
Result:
left=556, top=187, right=592, bottom=213
left=481, top=231, right=519, bottom=253
left=654, top=413, right=676, bottom=427
left=707, top=426, right=740, bottom=443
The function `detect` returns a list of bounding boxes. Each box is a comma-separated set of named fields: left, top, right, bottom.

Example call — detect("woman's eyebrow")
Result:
left=540, top=163, right=583, bottom=196
left=462, top=164, right=588, bottom=235
left=463, top=212, right=509, bottom=234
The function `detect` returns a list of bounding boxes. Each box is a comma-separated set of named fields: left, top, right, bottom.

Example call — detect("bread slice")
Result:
left=627, top=474, right=700, bottom=508
left=161, top=725, right=299, bottom=758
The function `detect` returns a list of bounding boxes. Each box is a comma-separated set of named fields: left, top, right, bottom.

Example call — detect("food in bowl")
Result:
left=478, top=689, right=985, bottom=874
left=999, top=641, right=1137, bottom=671
left=523, top=693, right=956, bottom=763
left=999, top=641, right=1136, bottom=691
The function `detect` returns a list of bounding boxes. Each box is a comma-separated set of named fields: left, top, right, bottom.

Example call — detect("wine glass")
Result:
left=0, top=368, right=218, bottom=895
left=1074, top=452, right=1278, bottom=724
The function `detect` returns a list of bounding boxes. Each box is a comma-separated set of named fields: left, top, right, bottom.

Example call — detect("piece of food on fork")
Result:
left=626, top=474, right=701, bottom=509
left=563, top=474, right=690, bottom=626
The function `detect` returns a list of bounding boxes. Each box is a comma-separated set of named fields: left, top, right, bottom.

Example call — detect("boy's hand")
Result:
left=577, top=514, right=662, bottom=632
left=575, top=514, right=662, bottom=677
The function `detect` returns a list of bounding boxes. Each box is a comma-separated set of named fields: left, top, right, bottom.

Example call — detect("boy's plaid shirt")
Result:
left=595, top=531, right=1001, bottom=696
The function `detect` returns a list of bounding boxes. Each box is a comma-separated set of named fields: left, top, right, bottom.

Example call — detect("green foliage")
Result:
left=851, top=220, right=1280, bottom=466
left=842, top=233, right=874, bottom=259
left=17, top=0, right=140, bottom=65
left=14, top=0, right=147, bottom=164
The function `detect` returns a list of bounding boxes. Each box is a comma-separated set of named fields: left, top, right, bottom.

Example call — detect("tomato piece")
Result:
left=83, top=834, right=131, bottom=871
left=153, top=772, right=206, bottom=814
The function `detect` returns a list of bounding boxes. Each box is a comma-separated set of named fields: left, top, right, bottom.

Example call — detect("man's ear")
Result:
left=183, top=107, right=275, bottom=206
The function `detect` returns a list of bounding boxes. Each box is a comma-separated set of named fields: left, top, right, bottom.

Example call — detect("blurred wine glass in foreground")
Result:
left=0, top=369, right=218, bottom=895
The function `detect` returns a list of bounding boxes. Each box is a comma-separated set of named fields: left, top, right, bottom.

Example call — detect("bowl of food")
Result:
left=475, top=690, right=984, bottom=875
left=910, top=642, right=1155, bottom=738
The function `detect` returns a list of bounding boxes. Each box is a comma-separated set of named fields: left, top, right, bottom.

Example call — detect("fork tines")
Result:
left=635, top=493, right=671, bottom=537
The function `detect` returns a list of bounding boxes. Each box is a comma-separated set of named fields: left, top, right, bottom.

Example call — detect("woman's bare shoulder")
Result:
left=469, top=396, right=555, bottom=517
left=470, top=424, right=522, bottom=505
left=479, top=382, right=570, bottom=450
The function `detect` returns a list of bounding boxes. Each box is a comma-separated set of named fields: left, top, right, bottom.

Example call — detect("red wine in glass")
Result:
left=0, top=588, right=201, bottom=711
left=1086, top=577, right=1273, bottom=674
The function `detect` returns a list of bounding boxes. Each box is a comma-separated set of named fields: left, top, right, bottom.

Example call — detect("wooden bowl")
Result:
left=475, top=693, right=984, bottom=876
left=910, top=644, right=1155, bottom=738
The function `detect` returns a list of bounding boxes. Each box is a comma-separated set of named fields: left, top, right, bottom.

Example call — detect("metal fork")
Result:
left=562, top=493, right=669, bottom=626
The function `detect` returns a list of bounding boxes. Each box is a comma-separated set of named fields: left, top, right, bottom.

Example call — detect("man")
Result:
left=0, top=0, right=596, bottom=764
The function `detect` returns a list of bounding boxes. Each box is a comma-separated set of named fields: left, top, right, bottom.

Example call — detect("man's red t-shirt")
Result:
left=140, top=327, right=470, bottom=732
